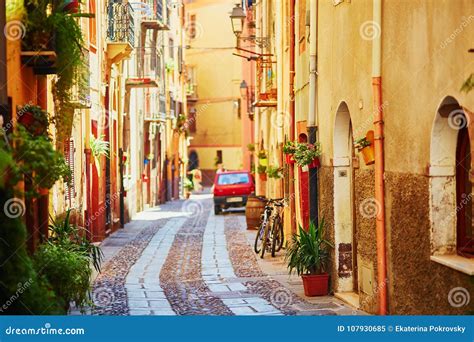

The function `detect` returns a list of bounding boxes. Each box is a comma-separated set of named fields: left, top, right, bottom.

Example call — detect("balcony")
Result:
left=253, top=57, right=277, bottom=107
left=144, top=112, right=166, bottom=123
left=107, top=2, right=135, bottom=64
left=71, top=50, right=92, bottom=109
left=125, top=77, right=160, bottom=89
left=186, top=84, right=198, bottom=102
left=141, top=0, right=169, bottom=30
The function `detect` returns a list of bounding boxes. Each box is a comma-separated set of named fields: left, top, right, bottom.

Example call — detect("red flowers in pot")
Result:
left=17, top=104, right=50, bottom=136
left=293, top=141, right=322, bottom=169
left=283, top=141, right=296, bottom=165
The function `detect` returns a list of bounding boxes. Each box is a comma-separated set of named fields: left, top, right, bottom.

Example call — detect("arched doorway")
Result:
left=188, top=150, right=199, bottom=171
left=430, top=96, right=473, bottom=257
left=333, top=102, right=358, bottom=294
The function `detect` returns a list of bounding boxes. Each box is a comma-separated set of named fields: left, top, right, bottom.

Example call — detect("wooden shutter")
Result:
left=64, top=139, right=76, bottom=207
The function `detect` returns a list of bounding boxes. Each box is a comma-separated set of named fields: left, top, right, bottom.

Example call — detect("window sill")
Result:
left=430, top=254, right=474, bottom=275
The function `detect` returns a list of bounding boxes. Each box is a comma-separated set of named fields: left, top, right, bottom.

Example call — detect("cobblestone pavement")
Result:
left=83, top=192, right=364, bottom=316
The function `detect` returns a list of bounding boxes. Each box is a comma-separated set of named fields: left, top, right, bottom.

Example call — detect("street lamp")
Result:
left=230, top=4, right=246, bottom=37
left=229, top=3, right=270, bottom=48
left=239, top=80, right=248, bottom=99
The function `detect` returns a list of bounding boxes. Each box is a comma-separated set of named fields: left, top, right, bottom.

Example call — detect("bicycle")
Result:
left=254, top=198, right=285, bottom=258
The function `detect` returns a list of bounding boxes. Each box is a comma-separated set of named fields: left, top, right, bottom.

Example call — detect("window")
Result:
left=456, top=125, right=474, bottom=257
left=169, top=38, right=174, bottom=58
left=188, top=14, right=197, bottom=39
left=216, top=150, right=223, bottom=164
left=64, top=139, right=76, bottom=207
left=217, top=173, right=250, bottom=185
left=89, top=0, right=97, bottom=50
left=188, top=109, right=197, bottom=133
left=429, top=96, right=474, bottom=274
left=298, top=0, right=306, bottom=53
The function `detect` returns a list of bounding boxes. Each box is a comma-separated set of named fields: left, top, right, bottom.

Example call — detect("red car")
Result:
left=213, top=171, right=255, bottom=215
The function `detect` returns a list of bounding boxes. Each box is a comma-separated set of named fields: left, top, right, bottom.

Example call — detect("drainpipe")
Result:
left=118, top=62, right=125, bottom=227
left=0, top=0, right=6, bottom=109
left=372, top=0, right=388, bottom=315
left=308, top=0, right=319, bottom=226
left=289, top=0, right=296, bottom=234
left=37, top=76, right=49, bottom=241
left=84, top=108, right=92, bottom=241
left=0, top=0, right=9, bottom=134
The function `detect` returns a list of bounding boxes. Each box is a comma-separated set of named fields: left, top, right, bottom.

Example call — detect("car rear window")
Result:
left=217, top=173, right=250, bottom=185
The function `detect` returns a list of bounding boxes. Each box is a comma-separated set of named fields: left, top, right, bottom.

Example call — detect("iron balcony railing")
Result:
left=107, top=2, right=135, bottom=46
left=142, top=0, right=164, bottom=22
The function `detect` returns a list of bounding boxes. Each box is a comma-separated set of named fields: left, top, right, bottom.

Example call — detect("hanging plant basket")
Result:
left=293, top=142, right=322, bottom=168
left=38, top=187, right=49, bottom=196
left=285, top=154, right=296, bottom=165
left=354, top=133, right=375, bottom=166
left=63, top=0, right=80, bottom=14
left=308, top=157, right=320, bottom=169
left=17, top=111, right=35, bottom=127
left=259, top=173, right=267, bottom=181
left=17, top=104, right=50, bottom=136
left=360, top=146, right=375, bottom=165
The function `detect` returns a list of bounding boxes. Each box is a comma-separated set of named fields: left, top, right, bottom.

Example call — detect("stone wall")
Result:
left=386, top=172, right=474, bottom=314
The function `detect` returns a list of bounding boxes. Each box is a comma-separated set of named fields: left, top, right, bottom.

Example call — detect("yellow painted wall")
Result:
left=186, top=0, right=243, bottom=171
left=381, top=0, right=474, bottom=174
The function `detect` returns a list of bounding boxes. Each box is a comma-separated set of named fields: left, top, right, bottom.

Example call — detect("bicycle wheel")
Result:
left=275, top=215, right=284, bottom=252
left=271, top=216, right=282, bottom=257
left=260, top=222, right=270, bottom=259
left=254, top=221, right=265, bottom=254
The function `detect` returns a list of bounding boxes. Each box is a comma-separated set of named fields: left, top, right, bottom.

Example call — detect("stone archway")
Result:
left=333, top=102, right=357, bottom=294
left=429, top=96, right=470, bottom=255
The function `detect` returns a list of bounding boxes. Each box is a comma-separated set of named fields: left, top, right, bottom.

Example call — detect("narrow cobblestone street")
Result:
left=85, top=192, right=363, bottom=316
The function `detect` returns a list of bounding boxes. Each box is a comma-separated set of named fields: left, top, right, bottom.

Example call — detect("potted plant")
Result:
left=184, top=178, right=194, bottom=199
left=176, top=114, right=187, bottom=129
left=165, top=59, right=176, bottom=73
left=17, top=104, right=50, bottom=136
left=13, top=126, right=71, bottom=197
left=354, top=136, right=375, bottom=165
left=283, top=141, right=297, bottom=164
left=247, top=143, right=255, bottom=152
left=22, top=0, right=93, bottom=147
left=257, top=164, right=267, bottom=181
left=266, top=165, right=283, bottom=179
left=286, top=219, right=333, bottom=296
left=257, top=150, right=268, bottom=166
left=34, top=209, right=103, bottom=312
left=62, top=0, right=80, bottom=13
left=293, top=142, right=322, bottom=168
left=90, top=134, right=109, bottom=176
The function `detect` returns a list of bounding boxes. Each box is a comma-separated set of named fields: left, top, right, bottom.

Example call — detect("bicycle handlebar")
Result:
left=266, top=198, right=285, bottom=207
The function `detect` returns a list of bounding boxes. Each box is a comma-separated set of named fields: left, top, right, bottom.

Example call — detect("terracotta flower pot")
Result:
left=360, top=146, right=375, bottom=165
left=185, top=192, right=191, bottom=199
left=18, top=111, right=35, bottom=127
left=302, top=273, right=329, bottom=296
left=308, top=157, right=320, bottom=169
left=259, top=173, right=267, bottom=181
left=63, top=0, right=79, bottom=13
left=285, top=154, right=296, bottom=165
left=38, top=188, right=49, bottom=196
